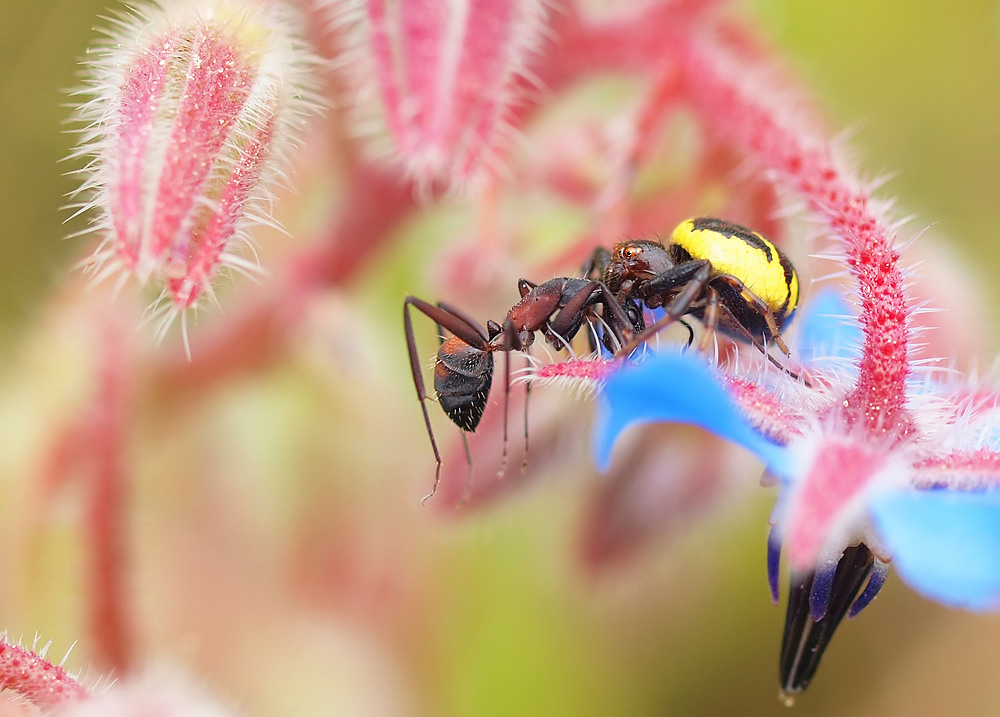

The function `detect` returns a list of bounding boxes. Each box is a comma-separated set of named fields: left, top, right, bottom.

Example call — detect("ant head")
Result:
left=434, top=336, right=495, bottom=432
left=487, top=319, right=532, bottom=352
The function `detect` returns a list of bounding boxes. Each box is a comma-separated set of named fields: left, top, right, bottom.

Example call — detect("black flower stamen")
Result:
left=778, top=543, right=885, bottom=701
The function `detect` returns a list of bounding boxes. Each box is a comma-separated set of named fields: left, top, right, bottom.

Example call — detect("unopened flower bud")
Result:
left=354, top=0, right=546, bottom=188
left=69, top=0, right=320, bottom=320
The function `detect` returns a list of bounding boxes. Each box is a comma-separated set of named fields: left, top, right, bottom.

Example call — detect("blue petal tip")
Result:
left=871, top=490, right=1000, bottom=611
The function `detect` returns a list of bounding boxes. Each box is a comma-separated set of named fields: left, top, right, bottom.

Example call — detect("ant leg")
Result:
left=404, top=299, right=445, bottom=502
left=436, top=301, right=491, bottom=343
left=545, top=280, right=635, bottom=351
left=404, top=296, right=491, bottom=502
left=522, top=354, right=531, bottom=473
left=496, top=323, right=518, bottom=479
left=592, top=281, right=639, bottom=347
left=459, top=431, right=474, bottom=504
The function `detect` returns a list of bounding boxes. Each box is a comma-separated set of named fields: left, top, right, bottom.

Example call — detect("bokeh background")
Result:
left=2, top=1, right=1000, bottom=715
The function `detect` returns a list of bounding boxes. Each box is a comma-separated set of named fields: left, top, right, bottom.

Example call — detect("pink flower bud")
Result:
left=356, top=0, right=546, bottom=188
left=69, top=0, right=320, bottom=320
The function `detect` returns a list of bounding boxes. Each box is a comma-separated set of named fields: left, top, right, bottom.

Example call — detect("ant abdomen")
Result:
left=434, top=336, right=494, bottom=432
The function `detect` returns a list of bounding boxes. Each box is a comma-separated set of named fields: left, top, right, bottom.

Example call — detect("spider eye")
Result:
left=624, top=246, right=642, bottom=259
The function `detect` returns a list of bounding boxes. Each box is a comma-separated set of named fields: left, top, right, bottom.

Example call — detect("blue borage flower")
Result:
left=593, top=288, right=1000, bottom=696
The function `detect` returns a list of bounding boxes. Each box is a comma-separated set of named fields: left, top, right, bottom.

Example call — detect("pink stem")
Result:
left=87, top=326, right=132, bottom=672
left=676, top=34, right=914, bottom=440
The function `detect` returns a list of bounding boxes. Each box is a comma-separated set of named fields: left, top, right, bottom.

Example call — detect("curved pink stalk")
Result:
left=87, top=327, right=132, bottom=672
left=676, top=35, right=914, bottom=440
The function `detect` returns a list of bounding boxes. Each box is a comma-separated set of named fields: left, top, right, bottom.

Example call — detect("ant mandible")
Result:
left=404, top=276, right=637, bottom=502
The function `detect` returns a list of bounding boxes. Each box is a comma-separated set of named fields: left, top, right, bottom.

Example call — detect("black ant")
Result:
left=600, top=217, right=801, bottom=372
left=404, top=276, right=637, bottom=502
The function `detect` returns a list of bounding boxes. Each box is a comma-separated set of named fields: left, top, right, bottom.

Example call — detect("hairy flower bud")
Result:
left=352, top=0, right=546, bottom=188
left=69, top=0, right=320, bottom=324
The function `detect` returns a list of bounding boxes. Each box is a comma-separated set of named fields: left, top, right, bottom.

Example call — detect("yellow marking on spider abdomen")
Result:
left=671, top=217, right=798, bottom=316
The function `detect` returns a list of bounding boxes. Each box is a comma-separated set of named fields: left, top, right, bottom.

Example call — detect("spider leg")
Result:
left=644, top=259, right=712, bottom=296
left=711, top=299, right=806, bottom=382
left=678, top=318, right=695, bottom=348
left=582, top=246, right=612, bottom=281
left=698, top=287, right=722, bottom=354
left=617, top=262, right=712, bottom=356
left=709, top=274, right=790, bottom=356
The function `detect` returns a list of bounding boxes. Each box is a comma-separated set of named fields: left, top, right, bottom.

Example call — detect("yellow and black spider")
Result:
left=603, top=216, right=800, bottom=357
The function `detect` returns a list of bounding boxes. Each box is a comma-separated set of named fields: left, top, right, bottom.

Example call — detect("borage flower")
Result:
left=523, top=25, right=1000, bottom=701
left=588, top=281, right=1000, bottom=700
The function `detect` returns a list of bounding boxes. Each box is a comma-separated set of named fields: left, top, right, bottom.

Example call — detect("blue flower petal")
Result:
left=870, top=489, right=1000, bottom=611
left=795, top=288, right=862, bottom=366
left=593, top=352, right=789, bottom=474
left=849, top=558, right=889, bottom=618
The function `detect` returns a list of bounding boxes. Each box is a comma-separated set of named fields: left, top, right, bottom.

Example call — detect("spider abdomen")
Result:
left=671, top=217, right=799, bottom=323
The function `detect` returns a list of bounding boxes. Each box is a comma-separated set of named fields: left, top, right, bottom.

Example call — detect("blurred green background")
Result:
left=3, top=1, right=1000, bottom=716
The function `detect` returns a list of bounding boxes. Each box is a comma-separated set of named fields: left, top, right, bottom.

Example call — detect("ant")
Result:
left=404, top=276, right=638, bottom=502
left=600, top=217, right=801, bottom=373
